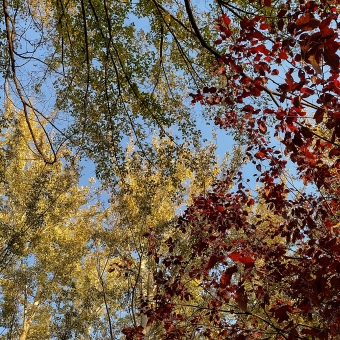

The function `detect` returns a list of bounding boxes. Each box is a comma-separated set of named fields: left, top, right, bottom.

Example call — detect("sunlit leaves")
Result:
left=141, top=0, right=340, bottom=338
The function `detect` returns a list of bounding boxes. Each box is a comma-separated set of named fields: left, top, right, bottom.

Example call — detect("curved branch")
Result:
left=3, top=0, right=57, bottom=164
left=183, top=0, right=221, bottom=60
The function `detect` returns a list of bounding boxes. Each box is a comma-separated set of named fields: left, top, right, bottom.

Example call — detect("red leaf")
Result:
left=293, top=96, right=301, bottom=108
left=318, top=256, right=331, bottom=267
left=206, top=255, right=224, bottom=270
left=313, top=108, right=324, bottom=123
left=292, top=132, right=303, bottom=146
left=229, top=251, right=241, bottom=262
left=239, top=256, right=255, bottom=267
left=300, top=126, right=313, bottom=138
left=296, top=13, right=311, bottom=27
left=321, top=26, right=335, bottom=38
left=235, top=334, right=246, bottom=340
left=222, top=14, right=231, bottom=26
left=220, top=267, right=237, bottom=288
left=220, top=272, right=230, bottom=288
left=304, top=148, right=314, bottom=160
left=298, top=302, right=312, bottom=312
left=235, top=286, right=248, bottom=311
left=324, top=52, right=339, bottom=71
left=271, top=305, right=291, bottom=323
left=220, top=266, right=238, bottom=288
left=229, top=252, right=255, bottom=268
left=301, top=87, right=314, bottom=95
left=277, top=9, right=287, bottom=18
left=264, top=0, right=271, bottom=7
left=255, top=151, right=266, bottom=159
left=302, top=19, right=320, bottom=31
left=242, top=105, right=254, bottom=112
left=247, top=198, right=255, bottom=206
left=278, top=51, right=288, bottom=60
left=229, top=61, right=243, bottom=73
left=285, top=72, right=294, bottom=90
left=296, top=13, right=319, bottom=30
left=329, top=148, right=340, bottom=157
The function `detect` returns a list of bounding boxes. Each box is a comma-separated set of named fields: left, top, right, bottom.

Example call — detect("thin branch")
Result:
left=3, top=0, right=57, bottom=164
left=96, top=257, right=115, bottom=340
left=80, top=0, right=90, bottom=111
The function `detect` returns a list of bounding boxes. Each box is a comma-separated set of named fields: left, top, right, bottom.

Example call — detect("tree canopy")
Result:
left=2, top=0, right=220, bottom=181
left=133, top=0, right=340, bottom=338
left=1, top=0, right=340, bottom=339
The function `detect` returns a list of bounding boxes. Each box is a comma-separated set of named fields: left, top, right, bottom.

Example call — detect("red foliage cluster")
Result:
left=124, top=0, right=340, bottom=338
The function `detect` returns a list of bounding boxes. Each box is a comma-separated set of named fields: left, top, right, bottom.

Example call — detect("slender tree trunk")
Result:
left=19, top=285, right=41, bottom=340
left=84, top=324, right=92, bottom=340
left=141, top=267, right=152, bottom=337
left=19, top=322, right=29, bottom=340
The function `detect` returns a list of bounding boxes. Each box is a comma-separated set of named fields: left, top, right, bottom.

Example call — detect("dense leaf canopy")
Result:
left=1, top=0, right=225, bottom=181
left=1, top=0, right=340, bottom=339
left=135, top=0, right=340, bottom=339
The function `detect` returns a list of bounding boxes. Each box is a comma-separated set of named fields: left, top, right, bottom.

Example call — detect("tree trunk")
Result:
left=141, top=268, right=152, bottom=337
left=19, top=285, right=41, bottom=340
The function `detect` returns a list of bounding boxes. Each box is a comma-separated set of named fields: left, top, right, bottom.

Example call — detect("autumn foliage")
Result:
left=133, top=0, right=340, bottom=339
